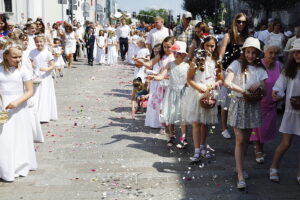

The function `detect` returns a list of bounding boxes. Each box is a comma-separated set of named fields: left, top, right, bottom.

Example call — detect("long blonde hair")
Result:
left=2, top=43, right=22, bottom=72
left=230, top=13, right=249, bottom=44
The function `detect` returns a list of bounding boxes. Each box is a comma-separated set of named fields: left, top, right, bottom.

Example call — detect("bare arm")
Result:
left=40, top=60, right=55, bottom=72
left=187, top=62, right=207, bottom=93
left=219, top=33, right=230, bottom=60
left=6, top=80, right=33, bottom=110
left=224, top=71, right=245, bottom=94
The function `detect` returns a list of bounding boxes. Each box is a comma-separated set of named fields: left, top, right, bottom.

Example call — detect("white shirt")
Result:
left=117, top=25, right=130, bottom=39
left=265, top=32, right=285, bottom=55
left=146, top=26, right=171, bottom=48
left=227, top=60, right=268, bottom=97
left=257, top=30, right=271, bottom=44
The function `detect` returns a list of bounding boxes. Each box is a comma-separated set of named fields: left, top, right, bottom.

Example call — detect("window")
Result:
left=4, top=0, right=12, bottom=12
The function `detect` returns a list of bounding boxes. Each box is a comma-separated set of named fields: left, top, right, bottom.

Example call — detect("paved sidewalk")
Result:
left=0, top=61, right=299, bottom=200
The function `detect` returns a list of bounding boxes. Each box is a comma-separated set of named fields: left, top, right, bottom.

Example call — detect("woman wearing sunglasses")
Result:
left=218, top=12, right=249, bottom=139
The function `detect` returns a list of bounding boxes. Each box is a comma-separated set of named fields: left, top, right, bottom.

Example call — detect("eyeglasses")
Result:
left=236, top=20, right=246, bottom=25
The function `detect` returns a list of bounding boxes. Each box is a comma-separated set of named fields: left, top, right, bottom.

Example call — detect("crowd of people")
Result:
left=0, top=10, right=299, bottom=191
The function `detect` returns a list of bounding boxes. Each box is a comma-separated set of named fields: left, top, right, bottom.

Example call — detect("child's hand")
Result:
left=6, top=100, right=18, bottom=110
left=272, top=90, right=282, bottom=101
left=131, top=109, right=136, bottom=119
left=146, top=75, right=155, bottom=80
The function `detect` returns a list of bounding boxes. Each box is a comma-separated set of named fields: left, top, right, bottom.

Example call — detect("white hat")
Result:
left=241, top=37, right=262, bottom=52
left=183, top=11, right=192, bottom=19
left=287, top=38, right=300, bottom=52
left=171, top=41, right=187, bottom=54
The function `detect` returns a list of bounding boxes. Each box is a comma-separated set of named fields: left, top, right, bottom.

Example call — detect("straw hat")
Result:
left=287, top=38, right=300, bottom=52
left=241, top=37, right=262, bottom=52
left=170, top=41, right=187, bottom=54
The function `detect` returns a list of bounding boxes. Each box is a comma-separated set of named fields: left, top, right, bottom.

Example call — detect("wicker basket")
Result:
left=200, top=98, right=216, bottom=109
left=0, top=111, right=8, bottom=124
left=243, top=87, right=264, bottom=102
left=290, top=96, right=300, bottom=110
left=134, top=60, right=144, bottom=67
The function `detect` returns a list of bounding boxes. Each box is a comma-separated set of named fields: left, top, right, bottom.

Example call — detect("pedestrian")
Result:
left=133, top=37, right=150, bottom=83
left=219, top=12, right=249, bottom=139
left=85, top=27, right=95, bottom=66
left=173, top=11, right=194, bottom=52
left=0, top=14, right=10, bottom=37
left=146, top=16, right=172, bottom=52
left=29, top=34, right=57, bottom=123
left=64, top=24, right=77, bottom=68
left=250, top=44, right=282, bottom=164
left=270, top=38, right=300, bottom=184
left=142, top=36, right=175, bottom=133
left=0, top=43, right=37, bottom=182
left=224, top=37, right=268, bottom=189
left=182, top=35, right=223, bottom=160
left=284, top=26, right=300, bottom=58
left=52, top=38, right=65, bottom=77
left=19, top=33, right=44, bottom=143
left=149, top=41, right=189, bottom=147
left=127, top=30, right=139, bottom=65
left=131, top=77, right=149, bottom=117
left=26, top=23, right=37, bottom=51
left=106, top=31, right=118, bottom=65
left=95, top=29, right=106, bottom=65
left=116, top=18, right=130, bottom=61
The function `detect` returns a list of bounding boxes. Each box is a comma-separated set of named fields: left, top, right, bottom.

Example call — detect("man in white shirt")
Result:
left=146, top=16, right=172, bottom=52
left=257, top=22, right=273, bottom=45
left=116, top=18, right=131, bottom=61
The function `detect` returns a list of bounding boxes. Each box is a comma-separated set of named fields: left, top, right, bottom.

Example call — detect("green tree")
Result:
left=241, top=0, right=299, bottom=21
left=137, top=8, right=170, bottom=24
left=182, top=0, right=221, bottom=22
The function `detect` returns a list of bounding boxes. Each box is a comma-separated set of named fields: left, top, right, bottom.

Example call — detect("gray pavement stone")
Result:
left=0, top=60, right=299, bottom=200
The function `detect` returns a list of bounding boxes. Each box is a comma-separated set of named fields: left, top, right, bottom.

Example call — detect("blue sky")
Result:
left=116, top=0, right=184, bottom=16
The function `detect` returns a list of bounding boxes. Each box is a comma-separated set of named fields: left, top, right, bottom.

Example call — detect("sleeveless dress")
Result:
left=182, top=60, right=219, bottom=124
left=0, top=65, right=37, bottom=181
left=251, top=60, right=281, bottom=142
left=160, top=61, right=189, bottom=124
left=64, top=32, right=76, bottom=55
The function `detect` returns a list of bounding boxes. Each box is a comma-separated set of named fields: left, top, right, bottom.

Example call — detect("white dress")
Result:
left=28, top=34, right=36, bottom=52
left=181, top=60, right=219, bottom=124
left=64, top=32, right=76, bottom=55
left=96, top=36, right=106, bottom=64
left=273, top=70, right=300, bottom=135
left=53, top=46, right=65, bottom=68
left=29, top=48, right=58, bottom=122
left=127, top=35, right=139, bottom=64
left=106, top=37, right=118, bottom=65
left=134, top=48, right=150, bottom=83
left=22, top=49, right=44, bottom=143
left=0, top=65, right=37, bottom=182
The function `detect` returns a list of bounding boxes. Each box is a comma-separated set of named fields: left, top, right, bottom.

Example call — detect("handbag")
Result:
left=290, top=96, right=300, bottom=110
left=0, top=95, right=8, bottom=124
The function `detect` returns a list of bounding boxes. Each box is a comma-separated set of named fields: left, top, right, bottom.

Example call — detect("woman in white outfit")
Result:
left=63, top=24, right=77, bottom=69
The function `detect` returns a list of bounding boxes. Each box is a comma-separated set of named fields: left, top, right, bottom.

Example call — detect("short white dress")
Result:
left=53, top=46, right=65, bottom=68
left=0, top=65, right=37, bottom=182
left=160, top=61, right=189, bottom=124
left=182, top=60, right=219, bottom=124
left=273, top=70, right=300, bottom=135
left=64, top=31, right=76, bottom=55
left=29, top=48, right=58, bottom=122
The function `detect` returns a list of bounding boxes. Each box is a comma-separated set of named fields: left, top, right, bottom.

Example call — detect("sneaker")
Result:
left=237, top=179, right=247, bottom=189
left=221, top=129, right=231, bottom=139
left=176, top=136, right=188, bottom=149
left=190, top=153, right=201, bottom=162
left=167, top=136, right=176, bottom=147
left=200, top=148, right=212, bottom=159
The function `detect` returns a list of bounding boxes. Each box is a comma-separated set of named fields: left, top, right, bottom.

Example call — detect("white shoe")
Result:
left=221, top=129, right=231, bottom=139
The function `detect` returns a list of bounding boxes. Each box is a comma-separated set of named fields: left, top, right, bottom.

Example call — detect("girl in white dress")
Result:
left=133, top=38, right=150, bottom=83
left=270, top=38, right=300, bottom=184
left=127, top=31, right=139, bottom=64
left=224, top=37, right=268, bottom=189
left=182, top=36, right=223, bottom=161
left=52, top=38, right=64, bottom=77
left=20, top=33, right=44, bottom=143
left=96, top=30, right=106, bottom=65
left=63, top=24, right=77, bottom=69
left=142, top=36, right=175, bottom=131
left=106, top=31, right=118, bottom=65
left=26, top=23, right=37, bottom=52
left=0, top=44, right=37, bottom=182
left=149, top=41, right=189, bottom=147
left=29, top=35, right=57, bottom=123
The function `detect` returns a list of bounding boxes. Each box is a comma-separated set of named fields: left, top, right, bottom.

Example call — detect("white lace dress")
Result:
left=0, top=65, right=37, bottom=181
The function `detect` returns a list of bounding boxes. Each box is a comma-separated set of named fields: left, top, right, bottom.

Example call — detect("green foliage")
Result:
left=137, top=8, right=170, bottom=24
left=182, top=0, right=221, bottom=21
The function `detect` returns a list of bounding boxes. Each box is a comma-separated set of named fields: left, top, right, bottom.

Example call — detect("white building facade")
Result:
left=0, top=0, right=117, bottom=25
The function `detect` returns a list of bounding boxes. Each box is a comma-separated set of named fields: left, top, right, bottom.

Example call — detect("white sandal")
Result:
left=255, top=152, right=264, bottom=164
left=269, top=168, right=279, bottom=182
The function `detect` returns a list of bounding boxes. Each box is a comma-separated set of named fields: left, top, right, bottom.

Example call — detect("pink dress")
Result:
left=250, top=59, right=281, bottom=143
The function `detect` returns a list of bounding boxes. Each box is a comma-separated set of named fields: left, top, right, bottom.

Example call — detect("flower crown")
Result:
left=3, top=43, right=22, bottom=53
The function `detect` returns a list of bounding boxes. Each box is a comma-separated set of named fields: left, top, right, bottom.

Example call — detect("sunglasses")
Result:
left=236, top=20, right=246, bottom=25
left=175, top=52, right=184, bottom=55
